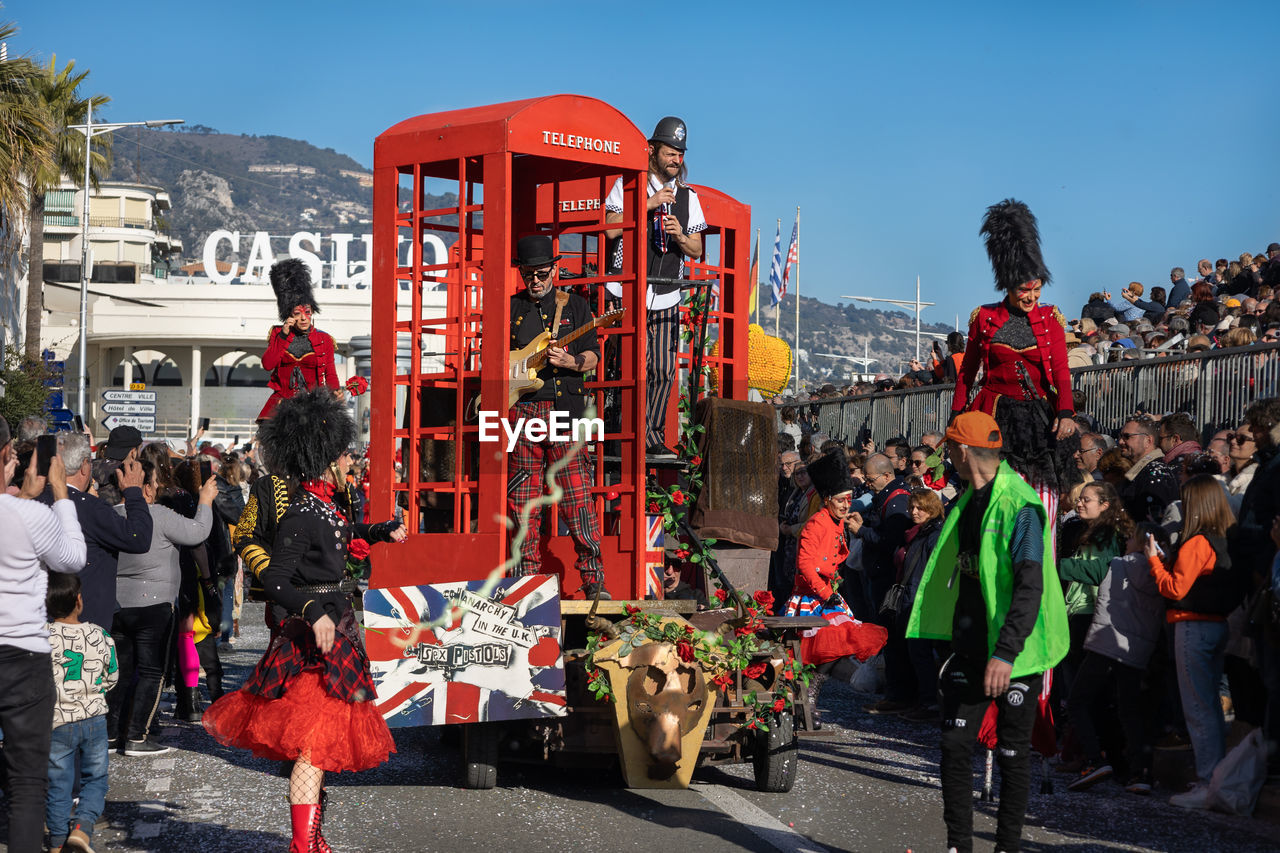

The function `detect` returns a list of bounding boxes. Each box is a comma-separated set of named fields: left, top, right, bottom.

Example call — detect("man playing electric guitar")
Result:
left=507, top=235, right=609, bottom=599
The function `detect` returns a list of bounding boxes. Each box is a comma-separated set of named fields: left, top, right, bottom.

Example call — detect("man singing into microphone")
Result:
left=603, top=117, right=707, bottom=460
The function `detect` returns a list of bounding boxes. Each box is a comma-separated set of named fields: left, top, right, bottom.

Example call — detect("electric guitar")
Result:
left=508, top=308, right=625, bottom=408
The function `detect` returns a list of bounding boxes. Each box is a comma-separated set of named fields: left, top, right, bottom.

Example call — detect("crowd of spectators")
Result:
left=0, top=414, right=326, bottom=850
left=773, top=244, right=1280, bottom=408
left=772, top=384, right=1280, bottom=812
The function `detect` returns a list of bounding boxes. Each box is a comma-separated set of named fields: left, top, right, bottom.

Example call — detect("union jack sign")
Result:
left=363, top=575, right=567, bottom=727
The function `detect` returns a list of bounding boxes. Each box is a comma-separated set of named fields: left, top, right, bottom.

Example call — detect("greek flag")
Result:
left=768, top=221, right=784, bottom=306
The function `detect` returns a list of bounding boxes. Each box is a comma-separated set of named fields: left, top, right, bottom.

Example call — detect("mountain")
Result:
left=111, top=127, right=946, bottom=383
left=755, top=294, right=957, bottom=387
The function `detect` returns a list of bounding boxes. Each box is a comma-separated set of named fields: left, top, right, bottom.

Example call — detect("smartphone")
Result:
left=233, top=435, right=240, bottom=447
left=1147, top=533, right=1165, bottom=557
left=73, top=414, right=84, bottom=433
left=199, top=417, right=211, bottom=431
left=199, top=459, right=213, bottom=485
left=36, top=434, right=58, bottom=477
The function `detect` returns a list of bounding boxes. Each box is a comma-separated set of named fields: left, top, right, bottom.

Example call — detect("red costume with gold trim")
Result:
left=258, top=326, right=340, bottom=420
left=952, top=302, right=1073, bottom=420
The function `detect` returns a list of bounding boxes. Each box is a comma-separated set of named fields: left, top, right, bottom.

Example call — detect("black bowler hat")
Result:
left=513, top=235, right=561, bottom=268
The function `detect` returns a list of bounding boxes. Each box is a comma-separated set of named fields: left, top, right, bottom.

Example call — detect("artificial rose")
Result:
left=712, top=671, right=733, bottom=691
left=675, top=548, right=690, bottom=559
left=684, top=624, right=696, bottom=635
left=676, top=640, right=696, bottom=662
left=752, top=590, right=775, bottom=610
left=647, top=501, right=660, bottom=514
left=624, top=603, right=640, bottom=616
left=348, top=538, right=371, bottom=561
left=742, top=661, right=768, bottom=680
left=345, top=375, right=370, bottom=397
left=670, top=490, right=686, bottom=506
left=690, top=455, right=703, bottom=466
left=772, top=697, right=786, bottom=713
left=713, top=588, right=728, bottom=603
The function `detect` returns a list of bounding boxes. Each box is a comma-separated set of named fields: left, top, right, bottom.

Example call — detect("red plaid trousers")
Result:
left=506, top=400, right=603, bottom=583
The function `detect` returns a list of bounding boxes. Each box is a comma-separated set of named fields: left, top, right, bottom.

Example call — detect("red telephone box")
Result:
left=367, top=95, right=750, bottom=599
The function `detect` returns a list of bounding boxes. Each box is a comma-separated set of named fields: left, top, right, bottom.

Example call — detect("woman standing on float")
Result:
left=204, top=389, right=396, bottom=853
left=952, top=199, right=1078, bottom=528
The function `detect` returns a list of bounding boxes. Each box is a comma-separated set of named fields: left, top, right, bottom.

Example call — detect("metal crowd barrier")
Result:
left=788, top=342, right=1280, bottom=446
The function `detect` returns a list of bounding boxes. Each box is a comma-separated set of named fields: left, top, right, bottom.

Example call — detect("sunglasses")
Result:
left=1119, top=432, right=1146, bottom=441
left=520, top=267, right=554, bottom=283
left=1231, top=434, right=1255, bottom=444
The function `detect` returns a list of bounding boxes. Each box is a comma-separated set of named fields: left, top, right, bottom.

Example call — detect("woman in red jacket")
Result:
left=784, top=449, right=888, bottom=706
left=953, top=200, right=1080, bottom=525
left=258, top=259, right=339, bottom=422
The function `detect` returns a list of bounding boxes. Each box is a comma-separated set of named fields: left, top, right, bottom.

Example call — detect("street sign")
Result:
left=101, top=402, right=156, bottom=416
left=101, top=414, right=156, bottom=433
left=102, top=390, right=157, bottom=403
left=130, top=382, right=146, bottom=391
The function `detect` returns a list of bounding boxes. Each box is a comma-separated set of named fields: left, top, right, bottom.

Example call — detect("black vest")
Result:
left=509, top=293, right=589, bottom=417
left=1172, top=533, right=1245, bottom=616
left=648, top=184, right=692, bottom=290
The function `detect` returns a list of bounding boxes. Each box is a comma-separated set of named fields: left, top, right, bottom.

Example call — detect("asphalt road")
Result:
left=2, top=603, right=1276, bottom=853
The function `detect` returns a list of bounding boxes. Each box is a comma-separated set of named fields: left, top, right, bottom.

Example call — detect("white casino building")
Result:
left=10, top=178, right=442, bottom=444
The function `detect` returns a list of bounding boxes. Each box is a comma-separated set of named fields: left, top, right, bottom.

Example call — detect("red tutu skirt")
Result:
left=784, top=593, right=888, bottom=666
left=203, top=670, right=396, bottom=773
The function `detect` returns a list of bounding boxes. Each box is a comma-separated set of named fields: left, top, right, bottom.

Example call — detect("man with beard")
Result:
left=1118, top=417, right=1180, bottom=524
left=506, top=235, right=608, bottom=598
left=603, top=117, right=707, bottom=459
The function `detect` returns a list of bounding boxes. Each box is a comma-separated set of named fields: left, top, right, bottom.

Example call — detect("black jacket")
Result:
left=40, top=485, right=152, bottom=631
left=858, top=475, right=912, bottom=581
left=1121, top=454, right=1180, bottom=524
left=1080, top=297, right=1115, bottom=326
left=1232, top=440, right=1280, bottom=582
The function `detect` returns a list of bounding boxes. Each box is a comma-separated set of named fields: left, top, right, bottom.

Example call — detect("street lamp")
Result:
left=66, top=107, right=182, bottom=419
left=842, top=275, right=935, bottom=361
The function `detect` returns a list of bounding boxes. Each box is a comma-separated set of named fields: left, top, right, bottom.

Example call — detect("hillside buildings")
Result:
left=0, top=177, right=437, bottom=443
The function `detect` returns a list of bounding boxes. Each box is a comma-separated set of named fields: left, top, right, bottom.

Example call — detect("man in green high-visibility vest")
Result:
left=906, top=410, right=1068, bottom=853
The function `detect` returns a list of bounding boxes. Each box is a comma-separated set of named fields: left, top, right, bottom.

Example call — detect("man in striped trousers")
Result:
left=604, top=116, right=707, bottom=459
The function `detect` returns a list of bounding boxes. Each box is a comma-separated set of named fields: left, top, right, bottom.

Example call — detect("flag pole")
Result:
left=792, top=207, right=800, bottom=395
left=773, top=218, right=781, bottom=339
left=753, top=227, right=761, bottom=325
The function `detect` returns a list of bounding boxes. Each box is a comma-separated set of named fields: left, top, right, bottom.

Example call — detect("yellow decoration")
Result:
left=709, top=324, right=793, bottom=396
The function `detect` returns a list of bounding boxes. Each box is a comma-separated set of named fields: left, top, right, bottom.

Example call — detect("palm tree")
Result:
left=0, top=22, right=53, bottom=254
left=24, top=55, right=110, bottom=359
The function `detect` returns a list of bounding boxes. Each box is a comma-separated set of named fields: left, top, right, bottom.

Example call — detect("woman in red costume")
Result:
left=953, top=199, right=1080, bottom=520
left=784, top=449, right=888, bottom=706
left=204, top=389, right=395, bottom=853
left=259, top=258, right=340, bottom=422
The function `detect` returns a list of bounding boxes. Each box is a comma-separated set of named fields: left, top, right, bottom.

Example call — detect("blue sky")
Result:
left=10, top=1, right=1279, bottom=329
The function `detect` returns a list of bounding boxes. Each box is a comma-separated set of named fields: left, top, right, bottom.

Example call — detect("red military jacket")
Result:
left=795, top=509, right=848, bottom=602
left=258, top=326, right=340, bottom=420
left=952, top=301, right=1073, bottom=419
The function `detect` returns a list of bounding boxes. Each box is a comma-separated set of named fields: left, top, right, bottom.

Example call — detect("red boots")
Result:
left=289, top=803, right=333, bottom=853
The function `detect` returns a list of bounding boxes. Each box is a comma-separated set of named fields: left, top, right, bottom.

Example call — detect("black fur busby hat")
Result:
left=980, top=199, right=1051, bottom=292
left=257, top=388, right=356, bottom=482
left=270, top=258, right=320, bottom=323
left=808, top=448, right=854, bottom=499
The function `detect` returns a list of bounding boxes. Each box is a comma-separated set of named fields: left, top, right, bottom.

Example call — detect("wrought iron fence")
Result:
left=786, top=342, right=1280, bottom=446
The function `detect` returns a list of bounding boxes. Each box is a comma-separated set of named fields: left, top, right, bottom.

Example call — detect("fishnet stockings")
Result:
left=289, top=753, right=325, bottom=805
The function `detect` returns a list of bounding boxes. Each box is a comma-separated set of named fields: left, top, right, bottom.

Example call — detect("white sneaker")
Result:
left=1169, top=783, right=1213, bottom=809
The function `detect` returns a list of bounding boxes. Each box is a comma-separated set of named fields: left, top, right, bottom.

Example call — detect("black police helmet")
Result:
left=649, top=116, right=687, bottom=152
